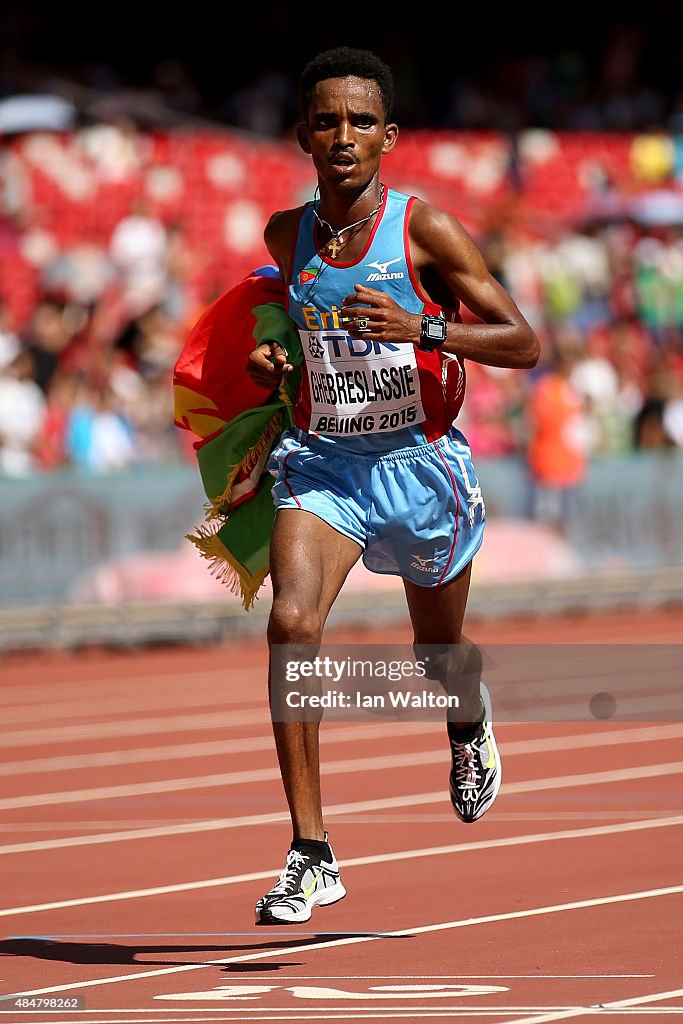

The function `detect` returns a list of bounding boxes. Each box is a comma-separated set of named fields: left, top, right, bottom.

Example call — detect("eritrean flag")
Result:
left=173, top=268, right=303, bottom=609
left=299, top=266, right=318, bottom=284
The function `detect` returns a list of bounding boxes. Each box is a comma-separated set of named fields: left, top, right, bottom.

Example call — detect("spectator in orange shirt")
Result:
left=525, top=348, right=594, bottom=536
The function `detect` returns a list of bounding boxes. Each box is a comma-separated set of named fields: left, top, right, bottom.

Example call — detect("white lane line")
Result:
left=0, top=671, right=262, bottom=724
left=609, top=990, right=683, bottom=1008
left=8, top=1009, right=515, bottom=1015
left=1, top=1016, right=679, bottom=1022
left=1, top=885, right=681, bottom=1000
left=0, top=1011, right=592, bottom=1017
left=0, top=1005, right=671, bottom=1011
left=0, top=665, right=265, bottom=704
left=500, top=761, right=683, bottom=795
left=0, top=710, right=269, bottom=750
left=4, top=744, right=683, bottom=812
left=2, top=809, right=679, bottom=833
left=2, top=974, right=656, bottom=978
left=2, top=814, right=682, bottom=917
left=2, top=722, right=681, bottom=778
left=4, top=761, right=683, bottom=856
left=0, top=1013, right=554, bottom=1019
left=0, top=749, right=447, bottom=810
left=0, top=723, right=441, bottom=777
left=507, top=985, right=683, bottom=1022
left=2, top=705, right=679, bottom=765
left=0, top=1009, right=681, bottom=1021
left=2, top=1013, right=682, bottom=1020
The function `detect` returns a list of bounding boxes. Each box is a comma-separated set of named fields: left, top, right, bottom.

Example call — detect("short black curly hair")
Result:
left=300, top=46, right=394, bottom=121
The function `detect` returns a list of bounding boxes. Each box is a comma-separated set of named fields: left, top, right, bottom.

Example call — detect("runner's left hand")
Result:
left=341, top=284, right=420, bottom=343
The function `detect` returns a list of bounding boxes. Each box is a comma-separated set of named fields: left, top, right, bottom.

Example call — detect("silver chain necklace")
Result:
left=313, top=184, right=384, bottom=259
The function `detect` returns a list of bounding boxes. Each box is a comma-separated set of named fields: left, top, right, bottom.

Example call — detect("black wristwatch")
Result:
left=417, top=314, right=447, bottom=351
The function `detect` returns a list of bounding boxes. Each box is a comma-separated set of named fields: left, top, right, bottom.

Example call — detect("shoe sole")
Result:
left=450, top=681, right=502, bottom=824
left=255, top=881, right=347, bottom=925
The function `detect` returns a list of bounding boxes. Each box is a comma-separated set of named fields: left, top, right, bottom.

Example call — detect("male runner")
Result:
left=247, top=46, right=540, bottom=925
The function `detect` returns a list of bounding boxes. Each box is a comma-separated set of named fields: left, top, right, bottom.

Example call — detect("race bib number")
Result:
left=302, top=329, right=425, bottom=436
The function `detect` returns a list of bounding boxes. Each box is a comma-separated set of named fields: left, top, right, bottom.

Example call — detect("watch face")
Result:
left=423, top=316, right=446, bottom=342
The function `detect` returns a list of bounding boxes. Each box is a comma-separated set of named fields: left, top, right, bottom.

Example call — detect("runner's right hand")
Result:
left=247, top=342, right=294, bottom=389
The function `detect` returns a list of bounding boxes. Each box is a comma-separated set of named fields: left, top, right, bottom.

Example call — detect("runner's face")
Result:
left=298, top=76, right=397, bottom=192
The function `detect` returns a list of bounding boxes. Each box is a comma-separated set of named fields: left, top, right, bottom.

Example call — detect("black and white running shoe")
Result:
left=448, top=681, right=502, bottom=823
left=255, top=835, right=346, bottom=924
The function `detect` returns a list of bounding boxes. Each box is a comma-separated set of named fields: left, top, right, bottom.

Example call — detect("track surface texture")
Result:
left=1, top=607, right=682, bottom=1023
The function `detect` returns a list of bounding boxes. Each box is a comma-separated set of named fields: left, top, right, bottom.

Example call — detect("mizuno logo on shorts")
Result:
left=410, top=553, right=440, bottom=574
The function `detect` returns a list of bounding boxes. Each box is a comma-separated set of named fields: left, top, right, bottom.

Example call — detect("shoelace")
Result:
left=452, top=742, right=481, bottom=790
left=268, top=850, right=307, bottom=895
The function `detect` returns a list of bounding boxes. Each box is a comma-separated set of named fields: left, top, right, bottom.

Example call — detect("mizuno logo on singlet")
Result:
left=366, top=256, right=404, bottom=282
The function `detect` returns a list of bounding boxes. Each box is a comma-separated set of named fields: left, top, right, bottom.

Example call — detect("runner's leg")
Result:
left=267, top=507, right=362, bottom=840
left=403, top=560, right=483, bottom=726
left=404, top=559, right=501, bottom=823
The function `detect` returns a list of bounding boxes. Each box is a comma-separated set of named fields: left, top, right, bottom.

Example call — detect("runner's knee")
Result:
left=268, top=597, right=323, bottom=645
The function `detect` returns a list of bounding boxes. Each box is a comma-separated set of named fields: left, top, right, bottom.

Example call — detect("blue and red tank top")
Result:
left=286, top=187, right=466, bottom=453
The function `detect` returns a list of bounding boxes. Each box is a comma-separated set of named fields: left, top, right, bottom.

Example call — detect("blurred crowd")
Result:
left=1, top=184, right=681, bottom=481
left=0, top=194, right=200, bottom=477
left=1, top=124, right=683, bottom=534
left=2, top=10, right=683, bottom=590
left=462, top=216, right=683, bottom=459
left=460, top=215, right=683, bottom=531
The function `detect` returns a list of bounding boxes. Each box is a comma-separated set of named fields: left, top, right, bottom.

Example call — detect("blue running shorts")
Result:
left=268, top=426, right=486, bottom=587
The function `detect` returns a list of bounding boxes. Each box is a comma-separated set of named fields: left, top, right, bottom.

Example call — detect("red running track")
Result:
left=0, top=608, right=682, bottom=1023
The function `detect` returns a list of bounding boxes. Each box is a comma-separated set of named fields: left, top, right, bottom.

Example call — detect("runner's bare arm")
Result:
left=246, top=210, right=300, bottom=388
left=342, top=200, right=540, bottom=370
